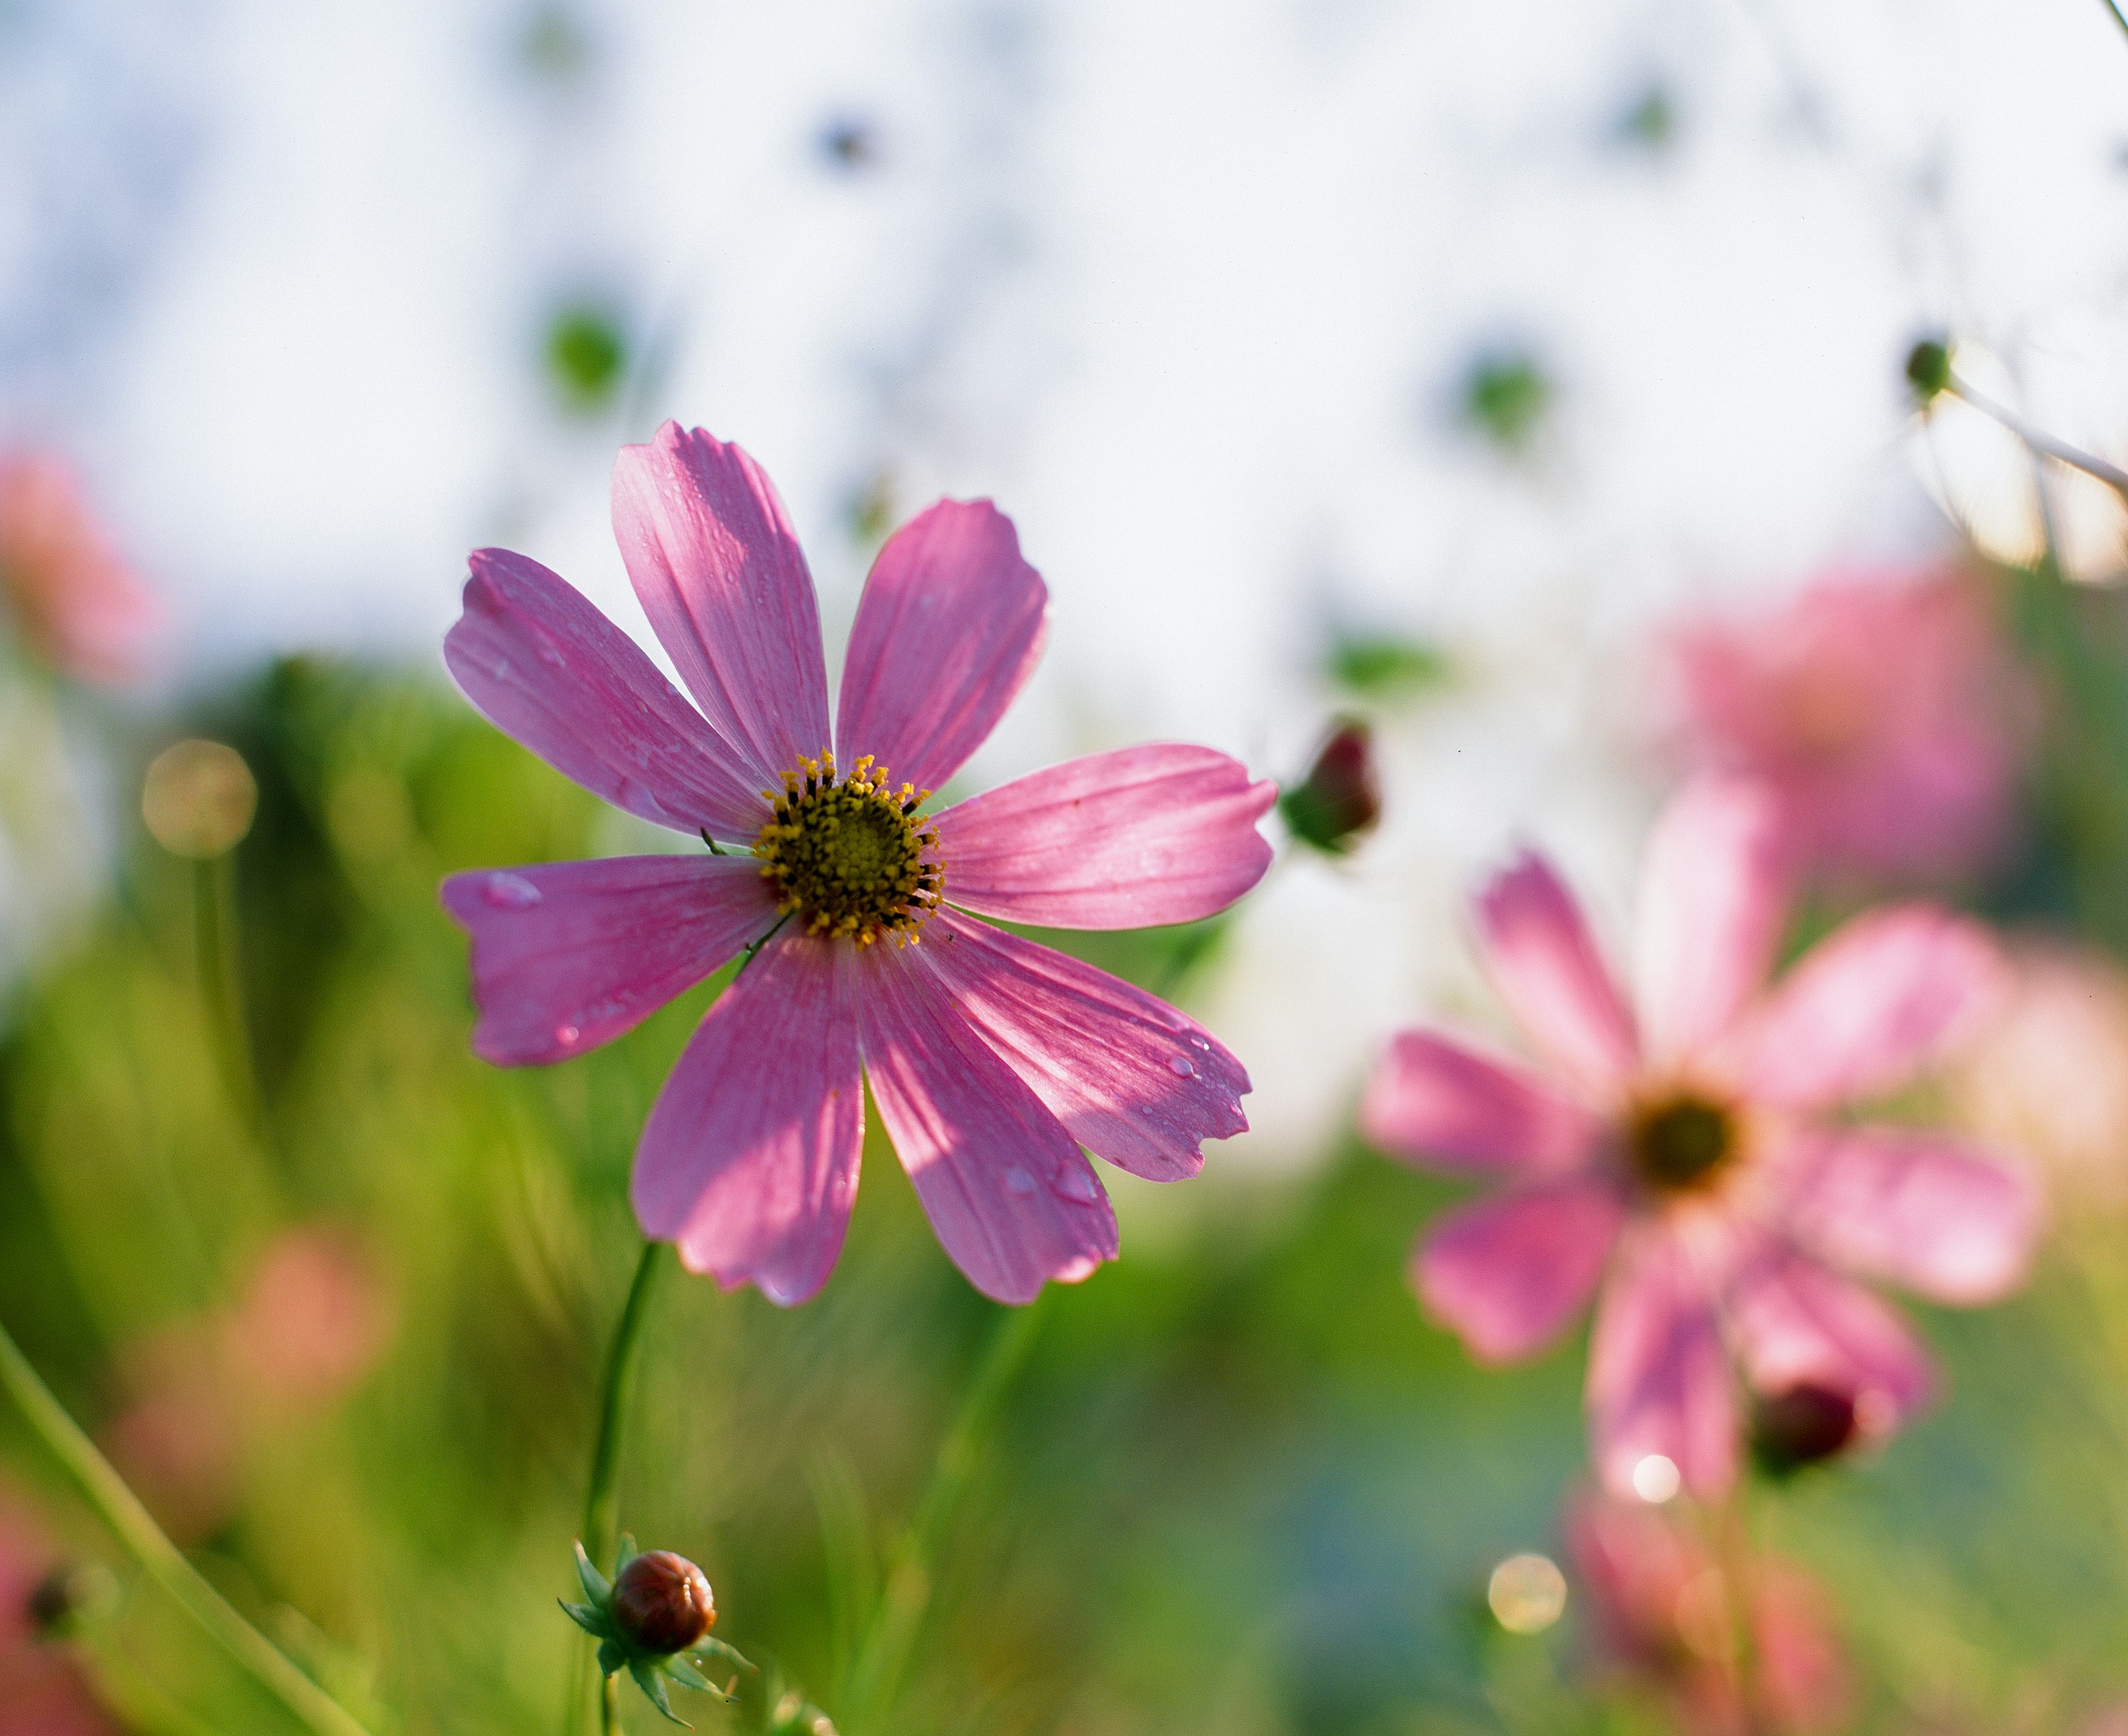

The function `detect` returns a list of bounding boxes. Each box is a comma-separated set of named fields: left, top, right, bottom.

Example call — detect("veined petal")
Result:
left=855, top=940, right=1118, bottom=1303
left=1586, top=1222, right=1737, bottom=1498
left=441, top=855, right=781, bottom=1065
left=444, top=548, right=771, bottom=840
left=1724, top=1235, right=1935, bottom=1427
left=1361, top=1028, right=1609, bottom=1177
left=1777, top=1126, right=2038, bottom=1303
left=1635, top=778, right=1789, bottom=1067
left=1475, top=852, right=1639, bottom=1096
left=835, top=500, right=1047, bottom=797
left=610, top=423, right=831, bottom=785
left=916, top=909, right=1247, bottom=1183
left=632, top=931, right=862, bottom=1307
left=1414, top=1176, right=1626, bottom=1362
left=1725, top=905, right=2004, bottom=1109
left=932, top=744, right=1275, bottom=930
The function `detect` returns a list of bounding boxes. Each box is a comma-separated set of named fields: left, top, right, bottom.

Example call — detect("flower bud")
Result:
left=1904, top=335, right=1952, bottom=407
left=1750, top=1383, right=1858, bottom=1476
left=1279, top=718, right=1382, bottom=855
left=611, top=1549, right=715, bottom=1656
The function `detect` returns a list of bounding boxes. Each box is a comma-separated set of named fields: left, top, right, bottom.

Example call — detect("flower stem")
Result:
left=2103, top=0, right=2128, bottom=44
left=0, top=1314, right=371, bottom=1736
left=580, top=1239, right=669, bottom=1573
left=841, top=1296, right=1047, bottom=1730
left=194, top=852, right=262, bottom=1132
left=1948, top=375, right=2128, bottom=501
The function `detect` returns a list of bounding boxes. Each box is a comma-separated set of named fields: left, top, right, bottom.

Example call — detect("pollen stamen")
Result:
left=754, top=750, right=942, bottom=946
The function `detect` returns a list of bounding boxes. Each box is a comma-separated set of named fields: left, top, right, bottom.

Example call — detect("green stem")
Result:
left=580, top=1240, right=669, bottom=1573
left=2103, top=0, right=2128, bottom=43
left=841, top=1297, right=1046, bottom=1730
left=194, top=853, right=262, bottom=1132
left=0, top=1316, right=371, bottom=1736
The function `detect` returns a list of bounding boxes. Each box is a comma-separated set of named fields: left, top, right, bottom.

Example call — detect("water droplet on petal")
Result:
left=1056, top=1168, right=1100, bottom=1203
left=1167, top=1055, right=1196, bottom=1078
left=555, top=1023, right=581, bottom=1047
left=483, top=871, right=542, bottom=908
left=539, top=644, right=566, bottom=667
left=1005, top=1167, right=1037, bottom=1196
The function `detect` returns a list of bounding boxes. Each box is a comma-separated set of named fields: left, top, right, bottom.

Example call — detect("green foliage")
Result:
left=1459, top=350, right=1553, bottom=456
left=546, top=305, right=630, bottom=413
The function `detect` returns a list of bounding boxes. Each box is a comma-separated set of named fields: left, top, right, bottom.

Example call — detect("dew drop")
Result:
left=555, top=1023, right=581, bottom=1047
left=482, top=871, right=542, bottom=908
left=1005, top=1167, right=1037, bottom=1196
left=1167, top=1055, right=1196, bottom=1078
left=1056, top=1168, right=1100, bottom=1202
left=538, top=644, right=567, bottom=667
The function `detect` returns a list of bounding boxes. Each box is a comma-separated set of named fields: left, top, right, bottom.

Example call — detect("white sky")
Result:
left=7, top=0, right=2128, bottom=1156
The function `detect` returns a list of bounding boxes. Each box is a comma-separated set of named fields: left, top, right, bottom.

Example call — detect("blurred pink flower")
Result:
left=103, top=1224, right=391, bottom=1538
left=0, top=1486, right=120, bottom=1735
left=1948, top=940, right=2128, bottom=1208
left=1361, top=778, right=2038, bottom=1497
left=1668, top=570, right=2024, bottom=884
left=0, top=451, right=160, bottom=686
left=1567, top=1489, right=1853, bottom=1735
left=442, top=422, right=1273, bottom=1305
left=223, top=1225, right=392, bottom=1409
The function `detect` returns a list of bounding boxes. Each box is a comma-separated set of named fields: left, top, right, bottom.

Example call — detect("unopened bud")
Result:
left=1751, top=1382, right=1858, bottom=1475
left=1904, top=335, right=1952, bottom=407
left=1279, top=718, right=1382, bottom=855
left=612, top=1550, right=715, bottom=1655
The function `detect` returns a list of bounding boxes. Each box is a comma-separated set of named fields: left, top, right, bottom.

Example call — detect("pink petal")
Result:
left=1474, top=852, right=1639, bottom=1097
left=441, top=855, right=781, bottom=1065
left=1414, top=1176, right=1626, bottom=1362
left=1777, top=1126, right=2038, bottom=1303
left=1727, top=904, right=2004, bottom=1109
left=1635, top=779, right=1790, bottom=1067
left=915, top=909, right=1247, bottom=1181
left=855, top=940, right=1119, bottom=1303
left=445, top=548, right=772, bottom=840
left=1586, top=1222, right=1737, bottom=1498
left=835, top=500, right=1048, bottom=797
left=1724, top=1235, right=1935, bottom=1426
left=610, top=423, right=831, bottom=785
left=1359, top=1029, right=1607, bottom=1177
left=933, top=744, right=1275, bottom=930
left=632, top=932, right=862, bottom=1307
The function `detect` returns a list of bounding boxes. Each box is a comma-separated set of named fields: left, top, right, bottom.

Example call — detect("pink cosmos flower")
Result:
left=1668, top=570, right=2024, bottom=884
left=0, top=450, right=160, bottom=687
left=1360, top=778, right=2038, bottom=1497
left=442, top=423, right=1273, bottom=1305
left=1566, top=1488, right=1853, bottom=1735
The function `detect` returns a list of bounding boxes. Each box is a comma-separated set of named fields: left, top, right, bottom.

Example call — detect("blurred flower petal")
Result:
left=1360, top=1029, right=1604, bottom=1176
left=1416, top=1176, right=1626, bottom=1362
left=1474, top=851, right=1639, bottom=1096
left=1726, top=1233, right=1935, bottom=1426
left=1586, top=1223, right=1735, bottom=1498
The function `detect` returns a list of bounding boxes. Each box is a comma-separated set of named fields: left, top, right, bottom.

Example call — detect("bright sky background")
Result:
left=8, top=0, right=2128, bottom=1156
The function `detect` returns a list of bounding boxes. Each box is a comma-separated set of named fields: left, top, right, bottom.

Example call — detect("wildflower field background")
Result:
left=10, top=4, right=2128, bottom=1733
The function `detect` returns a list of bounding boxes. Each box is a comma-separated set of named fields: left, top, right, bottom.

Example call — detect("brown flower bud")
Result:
left=1279, top=718, right=1382, bottom=855
left=611, top=1550, right=715, bottom=1655
left=1750, top=1383, right=1858, bottom=1475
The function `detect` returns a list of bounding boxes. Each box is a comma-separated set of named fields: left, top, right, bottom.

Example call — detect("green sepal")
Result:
left=558, top=1598, right=607, bottom=1638
left=614, top=1532, right=639, bottom=1585
left=665, top=1656, right=725, bottom=1696
left=596, top=1638, right=627, bottom=1679
left=630, top=1658, right=689, bottom=1727
left=691, top=1635, right=755, bottom=1675
left=575, top=1541, right=612, bottom=1605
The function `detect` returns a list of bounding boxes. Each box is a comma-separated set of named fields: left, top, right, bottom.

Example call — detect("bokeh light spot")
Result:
left=142, top=739, right=257, bottom=858
left=1630, top=1453, right=1681, bottom=1504
left=1487, top=1552, right=1567, bottom=1634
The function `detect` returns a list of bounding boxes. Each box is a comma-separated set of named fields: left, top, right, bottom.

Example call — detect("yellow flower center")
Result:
left=1627, top=1091, right=1739, bottom=1194
left=755, top=752, right=942, bottom=945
